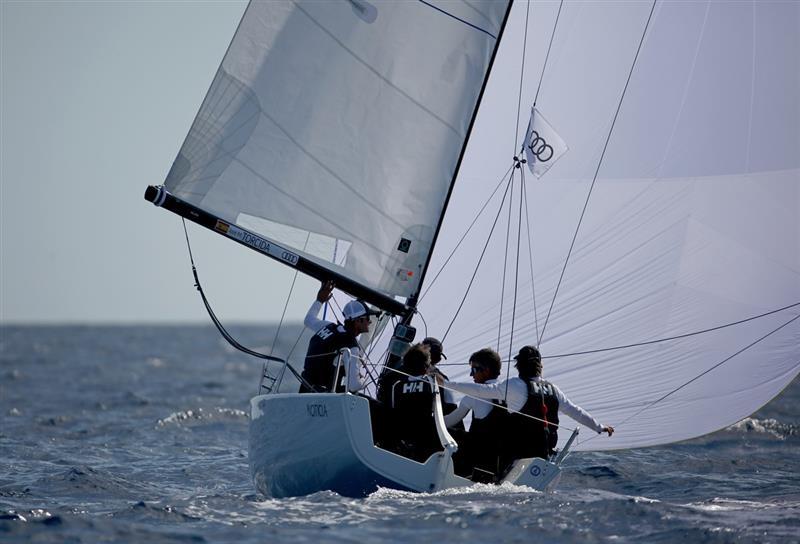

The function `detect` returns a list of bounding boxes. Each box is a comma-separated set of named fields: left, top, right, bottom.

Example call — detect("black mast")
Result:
left=404, top=0, right=516, bottom=322
left=376, top=1, right=516, bottom=398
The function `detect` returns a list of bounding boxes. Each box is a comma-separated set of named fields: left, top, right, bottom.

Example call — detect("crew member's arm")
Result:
left=304, top=280, right=334, bottom=332
left=444, top=398, right=470, bottom=428
left=445, top=380, right=502, bottom=398
left=445, top=379, right=527, bottom=411
left=553, top=384, right=614, bottom=436
left=344, top=347, right=367, bottom=393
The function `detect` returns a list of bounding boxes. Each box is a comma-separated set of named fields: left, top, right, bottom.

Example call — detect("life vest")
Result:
left=509, top=378, right=560, bottom=460
left=466, top=399, right=509, bottom=475
left=388, top=376, right=440, bottom=461
left=300, top=322, right=357, bottom=393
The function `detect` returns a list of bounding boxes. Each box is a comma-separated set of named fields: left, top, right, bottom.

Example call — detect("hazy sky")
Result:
left=0, top=0, right=328, bottom=323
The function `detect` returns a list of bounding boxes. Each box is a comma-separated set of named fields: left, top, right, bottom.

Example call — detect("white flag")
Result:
left=524, top=108, right=568, bottom=178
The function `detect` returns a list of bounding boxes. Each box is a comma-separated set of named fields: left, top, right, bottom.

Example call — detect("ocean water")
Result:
left=1, top=325, right=797, bottom=543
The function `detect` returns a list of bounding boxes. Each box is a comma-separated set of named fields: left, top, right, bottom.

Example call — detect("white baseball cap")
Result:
left=342, top=300, right=379, bottom=321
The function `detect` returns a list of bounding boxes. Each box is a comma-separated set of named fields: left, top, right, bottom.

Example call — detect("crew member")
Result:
left=299, top=280, right=376, bottom=393
left=445, top=345, right=614, bottom=463
left=444, top=348, right=508, bottom=480
left=387, top=344, right=441, bottom=462
left=422, top=337, right=461, bottom=427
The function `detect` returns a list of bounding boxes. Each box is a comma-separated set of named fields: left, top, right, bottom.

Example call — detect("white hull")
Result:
left=249, top=393, right=562, bottom=498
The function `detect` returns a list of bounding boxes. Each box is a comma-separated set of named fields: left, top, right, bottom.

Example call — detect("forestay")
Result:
left=419, top=0, right=800, bottom=451
left=164, top=0, right=510, bottom=300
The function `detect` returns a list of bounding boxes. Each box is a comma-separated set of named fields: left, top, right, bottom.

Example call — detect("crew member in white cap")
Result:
left=299, top=280, right=377, bottom=393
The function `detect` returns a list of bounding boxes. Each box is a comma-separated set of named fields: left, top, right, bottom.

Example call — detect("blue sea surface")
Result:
left=1, top=326, right=798, bottom=543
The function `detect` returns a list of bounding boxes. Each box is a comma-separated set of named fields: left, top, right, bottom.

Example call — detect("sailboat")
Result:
left=145, top=0, right=800, bottom=498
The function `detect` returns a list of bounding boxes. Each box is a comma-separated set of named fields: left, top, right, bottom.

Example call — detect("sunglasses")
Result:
left=469, top=365, right=485, bottom=376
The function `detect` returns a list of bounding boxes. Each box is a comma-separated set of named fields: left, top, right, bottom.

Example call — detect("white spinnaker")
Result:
left=418, top=1, right=800, bottom=451
left=165, top=0, right=509, bottom=299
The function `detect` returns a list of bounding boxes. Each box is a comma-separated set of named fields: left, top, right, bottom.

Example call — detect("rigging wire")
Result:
left=442, top=167, right=516, bottom=343
left=499, top=0, right=531, bottom=354
left=504, top=164, right=527, bottom=404
left=512, top=0, right=533, bottom=152
left=180, top=219, right=281, bottom=364
left=270, top=232, right=312, bottom=359
left=437, top=302, right=800, bottom=369
left=179, top=219, right=312, bottom=391
left=531, top=0, right=564, bottom=110
left=497, top=170, right=516, bottom=351
left=521, top=169, right=541, bottom=345
left=418, top=164, right=514, bottom=303
left=415, top=309, right=430, bottom=340
left=545, top=302, right=800, bottom=359
left=538, top=0, right=658, bottom=345
left=580, top=312, right=800, bottom=447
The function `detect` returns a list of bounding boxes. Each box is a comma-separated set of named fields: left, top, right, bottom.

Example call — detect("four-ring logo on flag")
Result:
left=527, top=129, right=554, bottom=162
left=524, top=108, right=568, bottom=178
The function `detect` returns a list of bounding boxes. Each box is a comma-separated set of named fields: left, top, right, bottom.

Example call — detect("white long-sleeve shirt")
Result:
left=444, top=378, right=498, bottom=429
left=445, top=376, right=605, bottom=433
left=304, top=300, right=366, bottom=393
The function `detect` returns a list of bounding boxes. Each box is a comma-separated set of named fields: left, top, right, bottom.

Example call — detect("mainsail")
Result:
left=161, top=0, right=511, bottom=304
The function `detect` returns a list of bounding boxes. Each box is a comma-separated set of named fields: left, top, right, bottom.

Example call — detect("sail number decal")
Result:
left=220, top=222, right=300, bottom=266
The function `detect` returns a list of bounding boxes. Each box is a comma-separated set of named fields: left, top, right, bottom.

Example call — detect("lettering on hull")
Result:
left=307, top=403, right=328, bottom=417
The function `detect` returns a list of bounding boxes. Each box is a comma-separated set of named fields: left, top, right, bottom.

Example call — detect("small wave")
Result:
left=365, top=480, right=542, bottom=503
left=726, top=417, right=796, bottom=439
left=146, top=357, right=165, bottom=368
left=576, top=464, right=621, bottom=479
left=685, top=497, right=776, bottom=512
left=111, top=501, right=201, bottom=523
left=0, top=508, right=61, bottom=524
left=35, top=415, right=71, bottom=426
left=157, top=407, right=248, bottom=427
left=49, top=466, right=150, bottom=498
